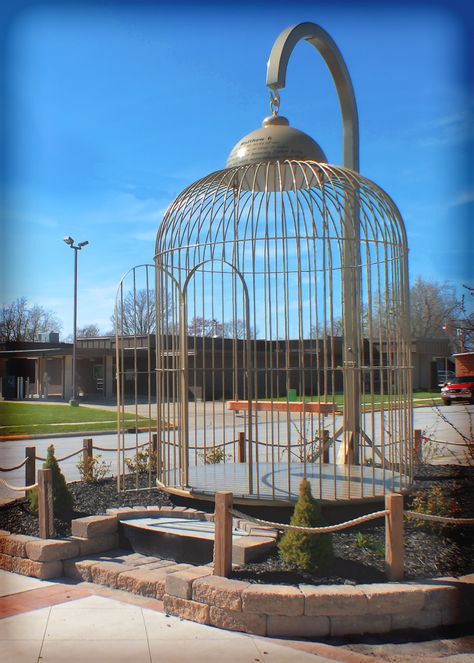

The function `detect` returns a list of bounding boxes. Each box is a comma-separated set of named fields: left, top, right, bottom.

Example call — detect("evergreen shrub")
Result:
left=278, top=478, right=333, bottom=571
left=29, top=444, right=74, bottom=521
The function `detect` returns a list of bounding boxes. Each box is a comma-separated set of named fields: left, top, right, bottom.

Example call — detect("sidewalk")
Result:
left=0, top=570, right=373, bottom=663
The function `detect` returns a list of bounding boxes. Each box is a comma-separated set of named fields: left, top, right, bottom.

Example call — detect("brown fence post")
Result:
left=213, top=491, right=233, bottom=577
left=25, top=446, right=36, bottom=493
left=38, top=468, right=54, bottom=539
left=413, top=429, right=422, bottom=460
left=83, top=438, right=93, bottom=465
left=238, top=432, right=246, bottom=463
left=385, top=493, right=404, bottom=581
left=322, top=430, right=330, bottom=463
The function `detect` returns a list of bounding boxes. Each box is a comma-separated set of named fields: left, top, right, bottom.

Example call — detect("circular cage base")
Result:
left=160, top=462, right=410, bottom=506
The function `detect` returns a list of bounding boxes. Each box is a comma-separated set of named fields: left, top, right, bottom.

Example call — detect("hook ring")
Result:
left=269, top=89, right=280, bottom=116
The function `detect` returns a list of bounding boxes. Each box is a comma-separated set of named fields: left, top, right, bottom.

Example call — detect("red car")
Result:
left=441, top=376, right=474, bottom=405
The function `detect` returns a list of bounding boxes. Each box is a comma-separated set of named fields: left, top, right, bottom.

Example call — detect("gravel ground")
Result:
left=1, top=465, right=473, bottom=585
left=0, top=475, right=173, bottom=539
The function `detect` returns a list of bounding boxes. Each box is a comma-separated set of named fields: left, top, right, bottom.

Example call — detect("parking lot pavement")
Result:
left=1, top=403, right=472, bottom=499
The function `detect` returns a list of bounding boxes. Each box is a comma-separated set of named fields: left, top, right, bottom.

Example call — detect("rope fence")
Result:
left=36, top=441, right=156, bottom=460
left=94, top=442, right=150, bottom=452
left=215, top=491, right=474, bottom=583
left=230, top=507, right=389, bottom=533
left=36, top=448, right=84, bottom=463
left=160, top=438, right=239, bottom=451
left=1, top=469, right=54, bottom=539
left=1, top=439, right=164, bottom=495
left=213, top=492, right=405, bottom=582
left=414, top=430, right=472, bottom=451
left=404, top=511, right=474, bottom=525
left=0, top=458, right=28, bottom=472
left=0, top=478, right=38, bottom=492
left=230, top=507, right=474, bottom=533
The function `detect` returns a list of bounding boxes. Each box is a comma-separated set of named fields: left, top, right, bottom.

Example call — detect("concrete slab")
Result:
left=0, top=593, right=337, bottom=662
left=0, top=569, right=58, bottom=597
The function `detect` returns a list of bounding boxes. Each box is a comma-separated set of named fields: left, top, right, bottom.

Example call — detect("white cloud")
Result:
left=416, top=108, right=473, bottom=148
left=80, top=193, right=168, bottom=226
left=449, top=189, right=474, bottom=207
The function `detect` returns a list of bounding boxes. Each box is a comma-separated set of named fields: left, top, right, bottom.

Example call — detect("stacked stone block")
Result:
left=162, top=570, right=474, bottom=637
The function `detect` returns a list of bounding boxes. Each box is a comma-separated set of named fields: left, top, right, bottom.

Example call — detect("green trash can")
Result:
left=288, top=388, right=297, bottom=402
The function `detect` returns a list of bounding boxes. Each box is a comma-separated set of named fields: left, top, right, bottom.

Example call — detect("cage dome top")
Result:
left=226, top=115, right=327, bottom=169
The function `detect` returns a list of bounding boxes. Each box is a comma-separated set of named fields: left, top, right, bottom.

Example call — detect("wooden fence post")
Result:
left=83, top=438, right=93, bottom=465
left=238, top=432, right=246, bottom=463
left=38, top=468, right=54, bottom=539
left=322, top=430, right=330, bottom=463
left=213, top=491, right=233, bottom=577
left=385, top=493, right=404, bottom=581
left=25, top=446, right=36, bottom=493
left=413, top=429, right=422, bottom=460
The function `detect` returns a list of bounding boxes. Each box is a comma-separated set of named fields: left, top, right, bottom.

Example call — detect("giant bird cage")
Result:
left=152, top=162, right=412, bottom=504
left=116, top=22, right=413, bottom=504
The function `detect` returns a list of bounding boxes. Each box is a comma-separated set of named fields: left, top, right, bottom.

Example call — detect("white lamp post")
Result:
left=63, top=236, right=89, bottom=406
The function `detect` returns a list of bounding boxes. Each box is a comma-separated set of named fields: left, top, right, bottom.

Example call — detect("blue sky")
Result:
left=1, top=0, right=473, bottom=337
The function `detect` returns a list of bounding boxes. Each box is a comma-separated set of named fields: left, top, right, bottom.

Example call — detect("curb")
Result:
left=0, top=427, right=151, bottom=442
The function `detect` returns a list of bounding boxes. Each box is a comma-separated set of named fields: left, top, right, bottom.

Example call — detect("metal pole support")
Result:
left=238, top=432, right=246, bottom=463
left=152, top=432, right=158, bottom=454
left=213, top=491, right=233, bottom=577
left=25, top=446, right=36, bottom=493
left=385, top=493, right=404, bottom=581
left=38, top=468, right=54, bottom=539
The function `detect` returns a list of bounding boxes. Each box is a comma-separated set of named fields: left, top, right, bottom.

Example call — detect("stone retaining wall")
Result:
left=1, top=508, right=473, bottom=638
left=162, top=570, right=474, bottom=637
left=0, top=506, right=204, bottom=578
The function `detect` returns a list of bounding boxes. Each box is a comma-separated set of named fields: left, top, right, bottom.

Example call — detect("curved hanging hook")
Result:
left=266, top=22, right=359, bottom=173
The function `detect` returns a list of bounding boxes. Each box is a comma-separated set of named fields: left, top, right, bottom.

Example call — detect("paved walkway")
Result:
left=3, top=571, right=473, bottom=663
left=0, top=570, right=375, bottom=663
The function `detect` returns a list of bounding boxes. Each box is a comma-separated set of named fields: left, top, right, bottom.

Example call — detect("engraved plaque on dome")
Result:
left=226, top=115, right=327, bottom=168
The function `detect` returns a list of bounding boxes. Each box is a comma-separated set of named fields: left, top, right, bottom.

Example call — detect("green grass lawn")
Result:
left=0, top=402, right=155, bottom=436
left=0, top=391, right=441, bottom=437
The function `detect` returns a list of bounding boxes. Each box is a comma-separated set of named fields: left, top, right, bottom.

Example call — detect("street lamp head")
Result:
left=63, top=236, right=74, bottom=246
left=78, top=240, right=89, bottom=248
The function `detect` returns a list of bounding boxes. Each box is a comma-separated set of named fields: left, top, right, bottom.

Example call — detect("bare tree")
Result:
left=307, top=279, right=462, bottom=344
left=310, top=318, right=344, bottom=338
left=77, top=324, right=101, bottom=337
left=0, top=298, right=62, bottom=341
left=222, top=319, right=258, bottom=339
left=457, top=285, right=474, bottom=351
left=187, top=316, right=224, bottom=337
left=410, top=277, right=461, bottom=342
left=111, top=289, right=156, bottom=336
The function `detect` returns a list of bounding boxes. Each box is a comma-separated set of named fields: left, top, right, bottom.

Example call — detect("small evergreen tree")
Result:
left=278, top=478, right=333, bottom=571
left=29, top=444, right=74, bottom=521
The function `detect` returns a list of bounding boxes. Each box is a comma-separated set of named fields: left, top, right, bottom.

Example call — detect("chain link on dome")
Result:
left=269, top=89, right=280, bottom=116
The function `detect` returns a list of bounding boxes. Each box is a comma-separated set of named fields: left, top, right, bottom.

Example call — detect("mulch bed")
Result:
left=1, top=465, right=473, bottom=586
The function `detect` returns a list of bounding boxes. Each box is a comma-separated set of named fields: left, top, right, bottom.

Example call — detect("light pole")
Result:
left=64, top=236, right=89, bottom=406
